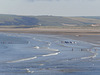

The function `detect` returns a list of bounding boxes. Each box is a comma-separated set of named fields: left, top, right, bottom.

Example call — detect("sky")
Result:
left=0, top=0, right=99, bottom=16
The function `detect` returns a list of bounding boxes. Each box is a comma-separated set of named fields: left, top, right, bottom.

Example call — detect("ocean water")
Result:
left=0, top=33, right=100, bottom=75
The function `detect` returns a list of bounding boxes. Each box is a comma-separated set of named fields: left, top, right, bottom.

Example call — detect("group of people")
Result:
left=61, top=41, right=77, bottom=44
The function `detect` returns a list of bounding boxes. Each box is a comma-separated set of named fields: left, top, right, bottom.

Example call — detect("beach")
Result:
left=0, top=28, right=100, bottom=75
left=0, top=27, right=100, bottom=35
left=0, top=0, right=100, bottom=74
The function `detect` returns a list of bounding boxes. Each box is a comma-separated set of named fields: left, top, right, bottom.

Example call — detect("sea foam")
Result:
left=6, top=56, right=37, bottom=63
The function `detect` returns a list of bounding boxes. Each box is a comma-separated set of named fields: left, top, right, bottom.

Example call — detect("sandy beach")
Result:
left=1, top=27, right=100, bottom=47
left=0, top=27, right=100, bottom=35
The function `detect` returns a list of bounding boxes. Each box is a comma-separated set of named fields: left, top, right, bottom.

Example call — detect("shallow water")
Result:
left=0, top=33, right=100, bottom=75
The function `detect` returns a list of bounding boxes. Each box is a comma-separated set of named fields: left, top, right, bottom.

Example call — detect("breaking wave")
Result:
left=6, top=56, right=37, bottom=63
left=81, top=50, right=98, bottom=60
left=42, top=52, right=60, bottom=57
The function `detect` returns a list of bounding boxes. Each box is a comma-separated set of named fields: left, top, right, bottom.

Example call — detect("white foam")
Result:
left=81, top=56, right=92, bottom=60
left=91, top=53, right=98, bottom=58
left=48, top=48, right=59, bottom=51
left=46, top=42, right=51, bottom=46
left=25, top=68, right=34, bottom=73
left=41, top=47, right=59, bottom=51
left=33, top=46, right=40, bottom=49
left=7, top=56, right=37, bottom=63
left=39, top=64, right=44, bottom=66
left=81, top=50, right=98, bottom=60
left=44, top=47, right=59, bottom=51
left=42, top=52, right=60, bottom=57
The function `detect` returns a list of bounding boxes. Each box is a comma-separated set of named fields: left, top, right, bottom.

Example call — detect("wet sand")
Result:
left=0, top=28, right=100, bottom=44
left=0, top=27, right=100, bottom=46
left=0, top=27, right=100, bottom=35
left=0, top=27, right=100, bottom=44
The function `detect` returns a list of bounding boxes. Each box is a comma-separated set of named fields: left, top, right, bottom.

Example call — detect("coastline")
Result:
left=0, top=27, right=100, bottom=35
left=0, top=28, right=100, bottom=74
left=0, top=27, right=100, bottom=45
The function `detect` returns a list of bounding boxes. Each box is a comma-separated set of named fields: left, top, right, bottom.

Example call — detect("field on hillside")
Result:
left=0, top=14, right=100, bottom=28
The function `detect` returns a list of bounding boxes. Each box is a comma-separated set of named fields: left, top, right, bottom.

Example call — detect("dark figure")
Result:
left=72, top=48, right=74, bottom=51
left=70, top=41, right=72, bottom=44
left=81, top=49, right=83, bottom=51
left=65, top=41, right=69, bottom=43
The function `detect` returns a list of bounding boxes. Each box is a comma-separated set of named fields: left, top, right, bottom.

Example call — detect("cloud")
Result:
left=26, top=0, right=98, bottom=2
left=26, top=0, right=64, bottom=2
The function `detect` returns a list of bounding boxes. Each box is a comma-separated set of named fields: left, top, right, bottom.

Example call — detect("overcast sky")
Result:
left=0, top=0, right=99, bottom=16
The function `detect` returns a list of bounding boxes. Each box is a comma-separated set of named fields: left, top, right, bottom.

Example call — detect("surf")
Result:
left=6, top=56, right=37, bottom=63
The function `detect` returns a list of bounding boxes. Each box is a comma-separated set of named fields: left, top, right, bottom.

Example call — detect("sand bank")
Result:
left=0, top=27, right=100, bottom=35
left=0, top=27, right=99, bottom=46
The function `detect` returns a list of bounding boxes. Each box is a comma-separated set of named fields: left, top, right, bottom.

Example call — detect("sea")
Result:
left=0, top=32, right=100, bottom=75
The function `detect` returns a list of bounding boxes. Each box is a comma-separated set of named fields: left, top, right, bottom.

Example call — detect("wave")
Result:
left=32, top=37, right=52, bottom=46
left=33, top=46, right=40, bottom=49
left=81, top=50, right=98, bottom=60
left=6, top=47, right=60, bottom=63
left=33, top=46, right=59, bottom=52
left=47, top=48, right=59, bottom=51
left=25, top=68, right=34, bottom=73
left=6, top=56, right=37, bottom=63
left=42, top=52, right=60, bottom=57
left=41, top=47, right=59, bottom=51
left=66, top=58, right=79, bottom=61
left=65, top=49, right=98, bottom=61
left=88, top=42, right=100, bottom=46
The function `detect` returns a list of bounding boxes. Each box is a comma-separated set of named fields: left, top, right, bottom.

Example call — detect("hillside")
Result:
left=0, top=14, right=100, bottom=28
left=0, top=14, right=38, bottom=26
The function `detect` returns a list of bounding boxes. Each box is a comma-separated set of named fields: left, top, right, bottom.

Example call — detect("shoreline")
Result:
left=0, top=28, right=100, bottom=74
left=0, top=27, right=99, bottom=46
left=0, top=28, right=100, bottom=35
